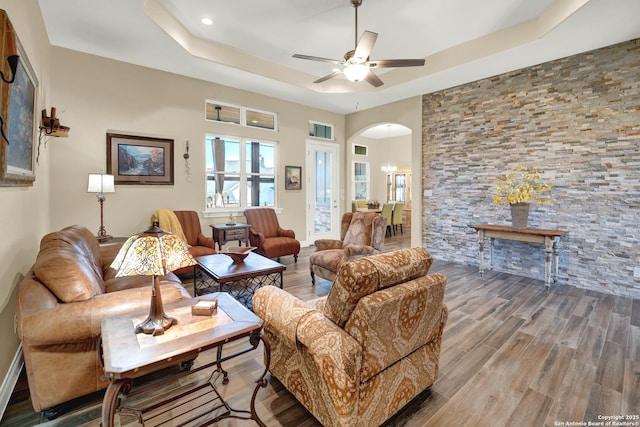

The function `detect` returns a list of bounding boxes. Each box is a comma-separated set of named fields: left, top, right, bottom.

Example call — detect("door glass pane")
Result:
left=315, top=151, right=332, bottom=233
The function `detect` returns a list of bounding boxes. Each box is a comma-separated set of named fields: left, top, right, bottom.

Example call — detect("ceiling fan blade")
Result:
left=292, top=54, right=342, bottom=65
left=369, top=58, right=426, bottom=68
left=353, top=31, right=378, bottom=62
left=313, top=70, right=343, bottom=84
left=364, top=70, right=384, bottom=87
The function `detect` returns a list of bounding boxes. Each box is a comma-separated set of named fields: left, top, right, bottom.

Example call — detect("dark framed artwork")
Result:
left=106, top=133, right=174, bottom=185
left=0, top=10, right=38, bottom=187
left=285, top=165, right=302, bottom=190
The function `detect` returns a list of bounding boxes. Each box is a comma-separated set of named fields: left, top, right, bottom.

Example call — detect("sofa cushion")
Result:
left=33, top=226, right=104, bottom=302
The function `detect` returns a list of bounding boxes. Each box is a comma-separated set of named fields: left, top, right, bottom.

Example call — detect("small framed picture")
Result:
left=285, top=165, right=302, bottom=190
left=106, top=133, right=174, bottom=185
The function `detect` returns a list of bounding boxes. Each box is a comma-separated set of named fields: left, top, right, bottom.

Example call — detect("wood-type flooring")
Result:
left=2, top=227, right=639, bottom=426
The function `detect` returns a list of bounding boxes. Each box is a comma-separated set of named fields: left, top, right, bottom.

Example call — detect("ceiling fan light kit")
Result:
left=293, top=0, right=425, bottom=87
left=343, top=63, right=369, bottom=83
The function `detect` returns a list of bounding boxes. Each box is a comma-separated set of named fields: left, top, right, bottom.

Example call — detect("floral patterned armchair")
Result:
left=254, top=248, right=448, bottom=427
left=309, top=211, right=386, bottom=284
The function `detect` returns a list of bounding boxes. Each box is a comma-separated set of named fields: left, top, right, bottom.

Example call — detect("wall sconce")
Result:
left=183, top=140, right=191, bottom=179
left=39, top=107, right=70, bottom=136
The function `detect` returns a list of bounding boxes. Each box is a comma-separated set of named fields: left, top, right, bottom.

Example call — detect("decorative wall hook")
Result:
left=0, top=54, right=18, bottom=84
left=0, top=27, right=18, bottom=83
left=0, top=26, right=18, bottom=144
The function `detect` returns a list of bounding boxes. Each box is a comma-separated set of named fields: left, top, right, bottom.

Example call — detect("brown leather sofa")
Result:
left=16, top=225, right=191, bottom=417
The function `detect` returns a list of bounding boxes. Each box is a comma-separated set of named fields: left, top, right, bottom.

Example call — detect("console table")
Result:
left=210, top=223, right=251, bottom=251
left=470, top=224, right=567, bottom=289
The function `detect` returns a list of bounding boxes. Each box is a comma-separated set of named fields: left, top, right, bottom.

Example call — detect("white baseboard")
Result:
left=0, top=344, right=23, bottom=420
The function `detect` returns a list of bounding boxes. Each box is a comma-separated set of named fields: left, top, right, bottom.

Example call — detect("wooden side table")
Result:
left=210, top=224, right=251, bottom=251
left=99, top=293, right=270, bottom=427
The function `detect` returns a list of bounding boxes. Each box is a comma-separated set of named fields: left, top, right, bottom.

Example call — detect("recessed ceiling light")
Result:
left=201, top=17, right=213, bottom=25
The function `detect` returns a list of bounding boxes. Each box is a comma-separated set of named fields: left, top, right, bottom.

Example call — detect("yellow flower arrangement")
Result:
left=493, top=165, right=553, bottom=205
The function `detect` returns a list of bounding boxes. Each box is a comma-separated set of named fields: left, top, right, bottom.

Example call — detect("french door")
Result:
left=306, top=140, right=340, bottom=243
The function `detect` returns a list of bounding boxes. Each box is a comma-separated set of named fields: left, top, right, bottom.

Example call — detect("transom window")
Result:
left=309, top=121, right=334, bottom=140
left=205, top=100, right=277, bottom=131
left=205, top=135, right=277, bottom=210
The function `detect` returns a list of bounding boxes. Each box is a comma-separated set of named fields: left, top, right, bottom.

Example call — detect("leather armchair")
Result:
left=151, top=209, right=216, bottom=274
left=254, top=248, right=448, bottom=427
left=244, top=207, right=300, bottom=262
left=309, top=211, right=386, bottom=284
left=16, top=225, right=191, bottom=416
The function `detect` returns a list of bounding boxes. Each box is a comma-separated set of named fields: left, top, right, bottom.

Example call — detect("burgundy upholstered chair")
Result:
left=244, top=207, right=300, bottom=262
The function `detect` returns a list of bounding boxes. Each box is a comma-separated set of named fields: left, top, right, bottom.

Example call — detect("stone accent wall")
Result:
left=422, top=39, right=640, bottom=298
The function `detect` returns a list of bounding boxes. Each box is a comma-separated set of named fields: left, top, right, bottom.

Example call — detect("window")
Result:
left=246, top=109, right=276, bottom=130
left=205, top=100, right=277, bottom=131
left=309, top=121, right=334, bottom=140
left=205, top=102, right=240, bottom=125
left=205, top=135, right=277, bottom=210
left=353, top=144, right=368, bottom=156
left=394, top=173, right=406, bottom=202
left=353, top=161, right=369, bottom=200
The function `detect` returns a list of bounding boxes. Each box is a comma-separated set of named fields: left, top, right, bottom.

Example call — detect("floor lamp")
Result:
left=87, top=173, right=115, bottom=242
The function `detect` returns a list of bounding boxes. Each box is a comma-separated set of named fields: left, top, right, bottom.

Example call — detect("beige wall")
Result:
left=346, top=97, right=422, bottom=247
left=48, top=48, right=345, bottom=244
left=0, top=0, right=51, bottom=389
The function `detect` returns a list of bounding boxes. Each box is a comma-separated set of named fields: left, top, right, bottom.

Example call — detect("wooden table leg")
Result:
left=489, top=238, right=495, bottom=270
left=102, top=378, right=132, bottom=427
left=544, top=236, right=553, bottom=290
left=553, top=238, right=560, bottom=284
left=478, top=230, right=484, bottom=277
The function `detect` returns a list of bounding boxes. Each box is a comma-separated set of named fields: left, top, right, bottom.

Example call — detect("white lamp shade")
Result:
left=343, top=64, right=369, bottom=82
left=88, top=174, right=115, bottom=193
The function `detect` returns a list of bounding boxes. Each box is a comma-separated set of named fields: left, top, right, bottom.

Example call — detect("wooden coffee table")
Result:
left=99, top=293, right=270, bottom=427
left=195, top=252, right=286, bottom=308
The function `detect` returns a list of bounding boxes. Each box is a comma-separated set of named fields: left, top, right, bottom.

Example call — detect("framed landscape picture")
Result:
left=0, top=10, right=38, bottom=186
left=106, top=133, right=174, bottom=185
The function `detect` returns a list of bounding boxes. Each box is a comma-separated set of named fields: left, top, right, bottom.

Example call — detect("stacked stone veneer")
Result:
left=422, top=39, right=640, bottom=298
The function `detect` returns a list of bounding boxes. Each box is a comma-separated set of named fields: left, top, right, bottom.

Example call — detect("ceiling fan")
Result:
left=292, top=0, right=425, bottom=87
